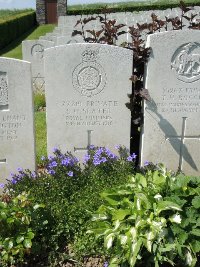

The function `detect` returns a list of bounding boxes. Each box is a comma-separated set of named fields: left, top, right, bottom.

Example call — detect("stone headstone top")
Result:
left=141, top=30, right=200, bottom=176
left=22, top=40, right=54, bottom=92
left=45, top=43, right=132, bottom=160
left=0, top=57, right=35, bottom=185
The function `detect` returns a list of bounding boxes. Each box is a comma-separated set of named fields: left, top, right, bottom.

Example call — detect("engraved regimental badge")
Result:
left=0, top=73, right=8, bottom=106
left=72, top=48, right=106, bottom=97
left=31, top=44, right=44, bottom=59
left=171, top=42, right=200, bottom=83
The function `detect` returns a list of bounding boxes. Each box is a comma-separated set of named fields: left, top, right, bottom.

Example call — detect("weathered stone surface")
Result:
left=45, top=44, right=132, bottom=160
left=36, top=0, right=66, bottom=25
left=0, top=58, right=35, bottom=186
left=36, top=0, right=45, bottom=25
left=22, top=40, right=54, bottom=92
left=141, top=30, right=200, bottom=176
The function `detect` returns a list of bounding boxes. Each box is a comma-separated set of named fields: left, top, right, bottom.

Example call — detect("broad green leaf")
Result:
left=105, top=233, right=115, bottom=249
left=91, top=213, right=108, bottom=221
left=191, top=228, right=200, bottom=237
left=135, top=193, right=151, bottom=209
left=119, top=234, right=128, bottom=245
left=112, top=209, right=130, bottom=221
left=33, top=203, right=45, bottom=210
left=130, top=239, right=142, bottom=267
left=16, top=236, right=24, bottom=244
left=129, top=227, right=137, bottom=240
left=153, top=171, right=166, bottom=185
left=23, top=239, right=32, bottom=248
left=109, top=257, right=120, bottom=267
left=6, top=217, right=14, bottom=224
left=156, top=201, right=182, bottom=214
left=145, top=231, right=155, bottom=252
left=26, top=231, right=35, bottom=239
left=0, top=202, right=7, bottom=208
left=191, top=240, right=200, bottom=253
left=192, top=196, right=200, bottom=209
left=101, top=194, right=120, bottom=206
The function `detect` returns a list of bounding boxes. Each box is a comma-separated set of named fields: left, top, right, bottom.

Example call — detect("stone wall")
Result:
left=57, top=0, right=67, bottom=17
left=36, top=0, right=67, bottom=25
left=36, top=0, right=46, bottom=25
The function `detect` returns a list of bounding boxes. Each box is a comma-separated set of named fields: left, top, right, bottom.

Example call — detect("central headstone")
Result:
left=45, top=44, right=132, bottom=159
left=141, top=30, right=200, bottom=176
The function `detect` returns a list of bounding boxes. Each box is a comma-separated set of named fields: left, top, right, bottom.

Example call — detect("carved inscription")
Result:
left=0, top=114, right=26, bottom=141
left=171, top=42, right=200, bottom=82
left=72, top=49, right=107, bottom=97
left=31, top=44, right=44, bottom=59
left=62, top=100, right=118, bottom=126
left=0, top=72, right=9, bottom=110
left=156, top=87, right=200, bottom=113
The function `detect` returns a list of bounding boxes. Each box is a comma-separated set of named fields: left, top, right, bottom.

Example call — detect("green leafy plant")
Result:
left=3, top=146, right=136, bottom=265
left=88, top=164, right=200, bottom=267
left=0, top=192, right=44, bottom=266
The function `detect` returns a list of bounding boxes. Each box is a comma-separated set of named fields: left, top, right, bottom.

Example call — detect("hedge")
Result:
left=67, top=1, right=200, bottom=15
left=0, top=11, right=36, bottom=50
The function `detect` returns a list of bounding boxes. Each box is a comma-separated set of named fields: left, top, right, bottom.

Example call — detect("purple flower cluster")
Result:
left=84, top=146, right=118, bottom=166
left=127, top=153, right=137, bottom=162
left=46, top=150, right=79, bottom=177
left=10, top=168, right=26, bottom=184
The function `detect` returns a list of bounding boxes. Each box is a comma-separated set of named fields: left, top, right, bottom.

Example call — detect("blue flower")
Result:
left=67, top=171, right=73, bottom=177
left=17, top=167, right=23, bottom=172
left=144, top=160, right=149, bottom=166
left=104, top=262, right=109, bottom=267
left=31, top=172, right=37, bottom=179
left=47, top=169, right=56, bottom=175
left=89, top=145, right=95, bottom=149
left=127, top=153, right=137, bottom=161
left=0, top=183, right=4, bottom=188
left=48, top=155, right=54, bottom=161
left=127, top=155, right=133, bottom=162
left=93, top=158, right=101, bottom=166
left=115, top=144, right=120, bottom=150
left=11, top=179, right=17, bottom=184
left=61, top=157, right=70, bottom=166
left=41, top=156, right=46, bottom=161
left=83, top=153, right=90, bottom=163
left=101, top=157, right=107, bottom=163
left=50, top=161, right=58, bottom=168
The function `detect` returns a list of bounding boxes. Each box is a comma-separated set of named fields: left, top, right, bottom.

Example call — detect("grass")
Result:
left=67, top=0, right=200, bottom=12
left=35, top=112, right=47, bottom=164
left=0, top=24, right=55, bottom=59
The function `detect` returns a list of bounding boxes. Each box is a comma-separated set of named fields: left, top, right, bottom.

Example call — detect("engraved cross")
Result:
left=166, top=117, right=200, bottom=171
left=74, top=130, right=93, bottom=152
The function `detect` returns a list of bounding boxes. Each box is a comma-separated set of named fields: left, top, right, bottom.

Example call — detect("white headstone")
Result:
left=141, top=30, right=200, bottom=176
left=22, top=40, right=54, bottom=92
left=0, top=58, right=35, bottom=185
left=45, top=44, right=132, bottom=159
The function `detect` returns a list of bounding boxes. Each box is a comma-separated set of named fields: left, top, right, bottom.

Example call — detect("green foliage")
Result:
left=0, top=9, right=34, bottom=19
left=34, top=92, right=46, bottom=112
left=0, top=11, right=36, bottom=50
left=0, top=24, right=55, bottom=59
left=35, top=112, right=47, bottom=165
left=0, top=192, right=45, bottom=266
left=88, top=165, right=200, bottom=267
left=67, top=0, right=200, bottom=15
left=3, top=147, right=136, bottom=265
